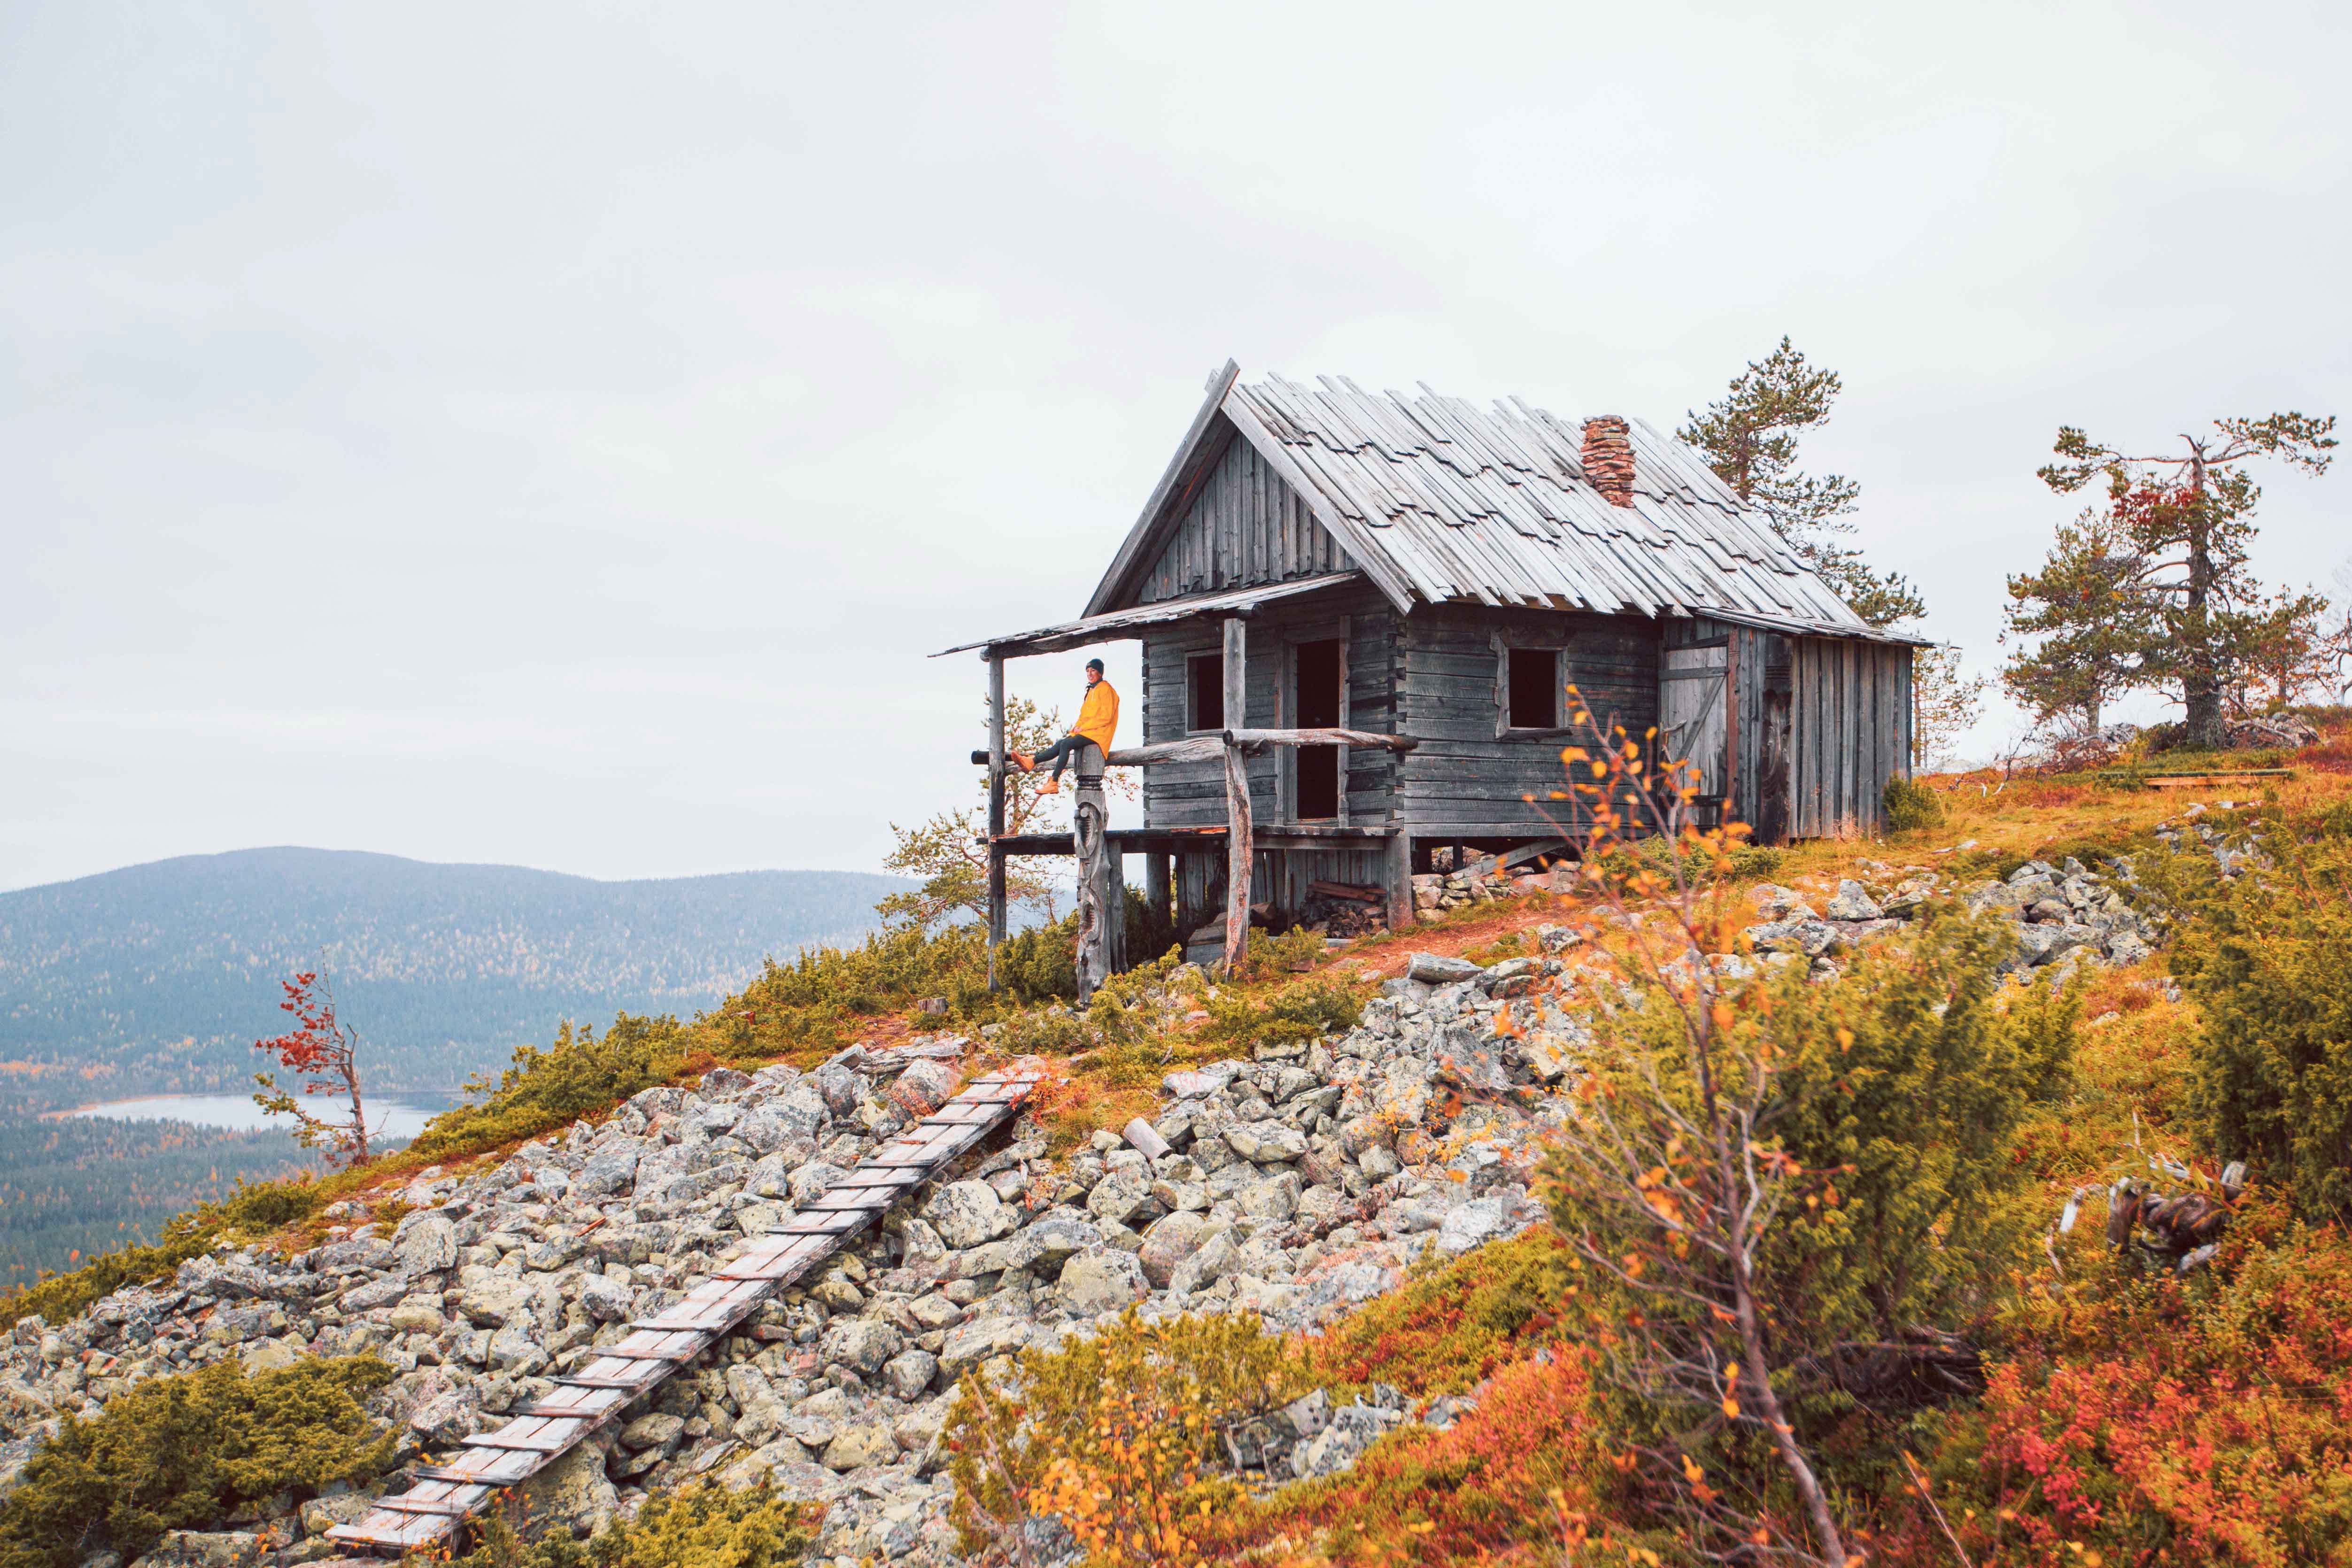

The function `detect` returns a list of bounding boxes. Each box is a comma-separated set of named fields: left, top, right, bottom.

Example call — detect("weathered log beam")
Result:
left=969, top=729, right=1416, bottom=770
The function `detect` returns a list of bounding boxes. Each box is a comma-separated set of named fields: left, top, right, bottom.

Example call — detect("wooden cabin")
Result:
left=942, top=362, right=1919, bottom=962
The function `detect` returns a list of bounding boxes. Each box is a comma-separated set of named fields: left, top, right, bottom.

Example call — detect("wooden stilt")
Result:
left=1384, top=830, right=1414, bottom=933
left=1221, top=736, right=1253, bottom=975
left=986, top=655, right=1006, bottom=990
left=1073, top=742, right=1112, bottom=1003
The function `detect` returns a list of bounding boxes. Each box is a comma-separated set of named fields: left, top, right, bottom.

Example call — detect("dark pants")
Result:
left=1031, top=734, right=1094, bottom=780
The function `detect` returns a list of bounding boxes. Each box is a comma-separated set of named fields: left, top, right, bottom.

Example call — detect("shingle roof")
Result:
left=1219, top=372, right=1869, bottom=629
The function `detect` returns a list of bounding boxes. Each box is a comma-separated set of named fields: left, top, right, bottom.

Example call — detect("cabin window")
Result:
left=1507, top=647, right=1560, bottom=730
left=1186, top=652, right=1224, bottom=731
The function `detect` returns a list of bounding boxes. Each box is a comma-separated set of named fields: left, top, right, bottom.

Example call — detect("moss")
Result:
left=448, top=1481, right=816, bottom=1568
left=0, top=1356, right=395, bottom=1568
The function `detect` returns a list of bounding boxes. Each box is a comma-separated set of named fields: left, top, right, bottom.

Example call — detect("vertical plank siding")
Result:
left=1786, top=636, right=1913, bottom=838
left=1138, top=433, right=1354, bottom=604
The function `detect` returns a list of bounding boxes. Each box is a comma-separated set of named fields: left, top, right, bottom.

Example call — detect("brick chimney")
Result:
left=1580, top=416, right=1636, bottom=507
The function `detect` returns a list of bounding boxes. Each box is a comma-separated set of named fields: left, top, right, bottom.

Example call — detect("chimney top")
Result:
left=1580, top=416, right=1636, bottom=508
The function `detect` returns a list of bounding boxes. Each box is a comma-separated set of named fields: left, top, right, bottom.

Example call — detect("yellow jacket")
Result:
left=1074, top=679, right=1120, bottom=754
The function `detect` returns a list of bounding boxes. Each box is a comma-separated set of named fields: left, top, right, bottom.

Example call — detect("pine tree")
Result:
left=2037, top=415, right=2336, bottom=748
left=2000, top=509, right=2152, bottom=739
left=1679, top=337, right=1925, bottom=628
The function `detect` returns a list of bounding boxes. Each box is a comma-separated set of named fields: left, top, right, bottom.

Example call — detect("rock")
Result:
left=456, top=1276, right=535, bottom=1329
left=395, top=1215, right=459, bottom=1274
left=1238, top=1170, right=1302, bottom=1223
left=387, top=1298, right=447, bottom=1336
left=701, top=1066, right=754, bottom=1097
left=521, top=1438, right=619, bottom=1535
left=239, top=1338, right=304, bottom=1374
left=620, top=1412, right=687, bottom=1451
left=1086, top=1167, right=1153, bottom=1226
left=578, top=1274, right=634, bottom=1324
left=408, top=1382, right=480, bottom=1446
left=1224, top=1120, right=1309, bottom=1164
left=1136, top=1212, right=1213, bottom=1287
left=880, top=1349, right=938, bottom=1401
left=1535, top=923, right=1583, bottom=953
left=939, top=1317, right=1034, bottom=1379
left=1514, top=1033, right=1575, bottom=1083
left=135, top=1531, right=264, bottom=1568
left=889, top=1060, right=959, bottom=1120
left=820, top=1318, right=904, bottom=1375
left=1749, top=884, right=1818, bottom=922
left=1291, top=1404, right=1400, bottom=1479
left=822, top=1420, right=900, bottom=1472
left=788, top=1162, right=849, bottom=1206
left=1407, top=952, right=1484, bottom=985
left=1337, top=1114, right=1393, bottom=1157
left=1008, top=1212, right=1101, bottom=1271
left=1823, top=880, right=1884, bottom=920
left=1058, top=1248, right=1149, bottom=1314
left=1437, top=1196, right=1519, bottom=1256
left=1168, top=1230, right=1236, bottom=1295
left=925, top=1181, right=1016, bottom=1250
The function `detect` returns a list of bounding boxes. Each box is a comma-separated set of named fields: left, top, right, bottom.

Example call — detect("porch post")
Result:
left=1221, top=736, right=1253, bottom=975
left=1073, top=742, right=1113, bottom=1003
left=1222, top=615, right=1247, bottom=729
left=986, top=653, right=1007, bottom=991
left=1384, top=830, right=1414, bottom=933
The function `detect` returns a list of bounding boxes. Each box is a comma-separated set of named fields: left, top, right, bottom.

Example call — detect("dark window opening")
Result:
left=1294, top=639, right=1343, bottom=819
left=1508, top=647, right=1558, bottom=729
left=1187, top=652, right=1223, bottom=732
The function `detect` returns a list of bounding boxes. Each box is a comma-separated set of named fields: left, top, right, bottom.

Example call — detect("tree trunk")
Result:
left=2182, top=450, right=2227, bottom=749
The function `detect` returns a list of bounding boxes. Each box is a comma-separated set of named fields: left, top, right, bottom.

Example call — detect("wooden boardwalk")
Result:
left=328, top=1064, right=1042, bottom=1554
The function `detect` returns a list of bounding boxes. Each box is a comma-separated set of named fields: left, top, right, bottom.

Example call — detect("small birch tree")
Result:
left=252, top=969, right=372, bottom=1166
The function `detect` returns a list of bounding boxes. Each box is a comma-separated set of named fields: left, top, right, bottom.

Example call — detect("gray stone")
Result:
left=1239, top=1170, right=1303, bottom=1222
left=1008, top=1212, right=1100, bottom=1271
left=1122, top=1117, right=1171, bottom=1160
left=456, top=1276, right=535, bottom=1328
left=1437, top=1196, right=1517, bottom=1256
left=1291, top=1404, right=1401, bottom=1479
left=620, top=1411, right=687, bottom=1451
left=925, top=1180, right=1016, bottom=1249
left=938, top=1317, right=1034, bottom=1378
left=395, top=1216, right=458, bottom=1274
left=820, top=1317, right=903, bottom=1375
left=1224, top=1120, right=1309, bottom=1164
left=577, top=1274, right=633, bottom=1323
left=1136, top=1212, right=1213, bottom=1287
left=1168, top=1231, right=1236, bottom=1294
left=889, top=1060, right=959, bottom=1119
left=1058, top=1248, right=1148, bottom=1314
left=1085, top=1167, right=1153, bottom=1226
left=880, top=1349, right=938, bottom=1401
left=822, top=1420, right=900, bottom=1472
left=1824, top=880, right=1885, bottom=920
left=788, top=1162, right=849, bottom=1205
left=1407, top=952, right=1485, bottom=985
left=520, top=1441, right=619, bottom=1536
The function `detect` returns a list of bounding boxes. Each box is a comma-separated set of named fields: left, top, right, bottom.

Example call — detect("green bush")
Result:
left=0, top=1356, right=395, bottom=1568
left=1545, top=911, right=2076, bottom=1502
left=2153, top=810, right=2352, bottom=1221
left=449, top=1480, right=814, bottom=1568
left=409, top=1013, right=690, bottom=1162
left=1883, top=773, right=1945, bottom=833
left=1200, top=973, right=1362, bottom=1049
left=1602, top=832, right=1782, bottom=885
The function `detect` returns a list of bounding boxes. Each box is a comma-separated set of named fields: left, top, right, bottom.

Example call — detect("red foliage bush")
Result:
left=1888, top=1213, right=2352, bottom=1566
left=1205, top=1350, right=1620, bottom=1567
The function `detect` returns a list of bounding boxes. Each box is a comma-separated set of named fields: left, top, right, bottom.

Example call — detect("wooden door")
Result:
left=1660, top=644, right=1730, bottom=801
left=1292, top=638, right=1345, bottom=820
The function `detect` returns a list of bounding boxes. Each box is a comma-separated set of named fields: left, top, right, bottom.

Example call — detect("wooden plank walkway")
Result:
left=328, top=1064, right=1043, bottom=1554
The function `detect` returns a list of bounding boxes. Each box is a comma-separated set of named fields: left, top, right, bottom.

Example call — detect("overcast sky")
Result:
left=5, top=1, right=2347, bottom=892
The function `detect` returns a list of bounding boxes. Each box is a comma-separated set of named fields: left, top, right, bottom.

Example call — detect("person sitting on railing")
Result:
left=1013, top=657, right=1120, bottom=796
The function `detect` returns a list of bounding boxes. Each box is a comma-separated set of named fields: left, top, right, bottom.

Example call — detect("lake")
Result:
left=68, top=1091, right=466, bottom=1141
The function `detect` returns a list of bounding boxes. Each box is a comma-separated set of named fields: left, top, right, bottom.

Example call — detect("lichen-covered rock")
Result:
left=1224, top=1120, right=1309, bottom=1164
left=820, top=1318, right=903, bottom=1375
left=1823, top=880, right=1884, bottom=920
left=1085, top=1166, right=1153, bottom=1226
left=925, top=1180, right=1015, bottom=1249
left=1136, top=1212, right=1213, bottom=1287
left=1058, top=1248, right=1148, bottom=1314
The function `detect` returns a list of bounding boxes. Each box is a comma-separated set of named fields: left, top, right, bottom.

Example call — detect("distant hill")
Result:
left=0, top=848, right=910, bottom=1111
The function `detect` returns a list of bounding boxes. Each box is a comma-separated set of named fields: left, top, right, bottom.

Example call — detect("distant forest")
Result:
left=0, top=1114, right=321, bottom=1287
left=0, top=848, right=910, bottom=1112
